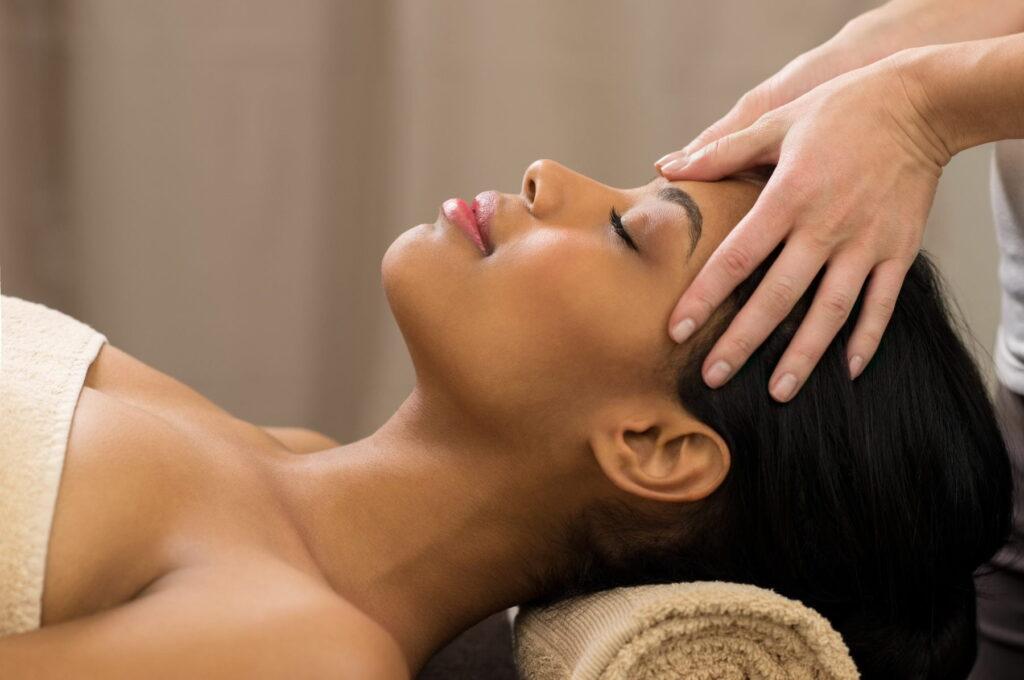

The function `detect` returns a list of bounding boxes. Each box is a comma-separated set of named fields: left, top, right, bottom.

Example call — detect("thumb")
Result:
left=661, top=116, right=783, bottom=181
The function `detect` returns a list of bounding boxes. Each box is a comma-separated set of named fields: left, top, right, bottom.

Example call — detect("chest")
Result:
left=40, top=343, right=294, bottom=626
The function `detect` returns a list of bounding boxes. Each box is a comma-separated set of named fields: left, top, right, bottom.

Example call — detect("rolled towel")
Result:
left=512, top=581, right=859, bottom=680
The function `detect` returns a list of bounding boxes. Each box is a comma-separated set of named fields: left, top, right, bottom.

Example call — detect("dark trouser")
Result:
left=970, top=381, right=1024, bottom=678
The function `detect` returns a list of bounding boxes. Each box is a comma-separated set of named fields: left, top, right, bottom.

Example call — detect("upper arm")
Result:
left=0, top=574, right=406, bottom=680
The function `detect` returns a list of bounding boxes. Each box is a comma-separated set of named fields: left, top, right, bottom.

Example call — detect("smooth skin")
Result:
left=0, top=342, right=408, bottom=679
left=0, top=162, right=764, bottom=678
left=656, top=0, right=1024, bottom=402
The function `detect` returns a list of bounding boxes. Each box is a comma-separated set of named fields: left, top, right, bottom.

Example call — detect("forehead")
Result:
left=635, top=172, right=768, bottom=195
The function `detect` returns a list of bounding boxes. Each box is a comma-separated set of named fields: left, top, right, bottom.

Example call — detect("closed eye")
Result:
left=609, top=207, right=638, bottom=252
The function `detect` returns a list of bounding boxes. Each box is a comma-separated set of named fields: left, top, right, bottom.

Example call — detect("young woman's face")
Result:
left=382, top=159, right=762, bottom=443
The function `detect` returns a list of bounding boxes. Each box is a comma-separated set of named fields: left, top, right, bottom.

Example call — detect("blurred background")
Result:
left=0, top=0, right=1001, bottom=442
left=0, top=0, right=1004, bottom=676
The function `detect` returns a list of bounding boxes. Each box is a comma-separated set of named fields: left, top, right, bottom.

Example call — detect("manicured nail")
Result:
left=705, top=360, right=732, bottom=388
left=848, top=355, right=864, bottom=380
left=771, top=372, right=797, bottom=401
left=661, top=157, right=689, bottom=174
left=670, top=317, right=695, bottom=343
left=655, top=152, right=678, bottom=167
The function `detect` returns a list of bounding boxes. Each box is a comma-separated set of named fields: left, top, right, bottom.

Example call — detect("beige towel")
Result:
left=0, top=294, right=108, bottom=636
left=512, top=581, right=860, bottom=680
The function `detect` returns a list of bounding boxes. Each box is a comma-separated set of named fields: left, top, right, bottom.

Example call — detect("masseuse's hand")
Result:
left=656, top=53, right=950, bottom=402
left=655, top=0, right=1024, bottom=401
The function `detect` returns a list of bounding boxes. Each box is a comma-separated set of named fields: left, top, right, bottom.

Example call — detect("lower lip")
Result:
left=442, top=198, right=488, bottom=255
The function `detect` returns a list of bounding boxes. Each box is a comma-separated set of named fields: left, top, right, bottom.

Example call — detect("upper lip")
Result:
left=472, top=191, right=499, bottom=254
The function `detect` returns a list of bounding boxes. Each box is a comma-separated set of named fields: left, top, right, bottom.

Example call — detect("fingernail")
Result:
left=661, top=157, right=689, bottom=174
left=705, top=360, right=732, bottom=388
left=848, top=355, right=864, bottom=380
left=771, top=372, right=797, bottom=401
left=670, top=317, right=695, bottom=343
left=655, top=152, right=678, bottom=167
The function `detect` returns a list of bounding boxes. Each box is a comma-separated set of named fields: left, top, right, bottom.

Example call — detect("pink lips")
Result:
left=442, top=194, right=495, bottom=255
left=472, top=191, right=497, bottom=251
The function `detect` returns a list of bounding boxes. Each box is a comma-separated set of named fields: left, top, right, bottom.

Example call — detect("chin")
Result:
left=381, top=223, right=464, bottom=374
left=381, top=225, right=430, bottom=331
left=381, top=224, right=506, bottom=419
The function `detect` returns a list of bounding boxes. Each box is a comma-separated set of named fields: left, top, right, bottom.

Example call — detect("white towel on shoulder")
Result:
left=0, top=294, right=107, bottom=636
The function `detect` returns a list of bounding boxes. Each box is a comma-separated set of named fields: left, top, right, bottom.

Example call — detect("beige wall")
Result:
left=0, top=0, right=1002, bottom=443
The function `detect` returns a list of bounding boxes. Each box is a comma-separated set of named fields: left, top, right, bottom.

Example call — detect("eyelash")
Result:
left=609, top=207, right=638, bottom=251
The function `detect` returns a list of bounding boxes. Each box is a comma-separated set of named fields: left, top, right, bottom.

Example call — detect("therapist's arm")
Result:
left=906, top=32, right=1024, bottom=156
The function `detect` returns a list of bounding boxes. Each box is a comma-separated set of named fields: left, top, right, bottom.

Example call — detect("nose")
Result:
left=521, top=159, right=565, bottom=217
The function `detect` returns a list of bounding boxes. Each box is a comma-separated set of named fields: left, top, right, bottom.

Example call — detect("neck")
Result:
left=257, top=388, right=596, bottom=675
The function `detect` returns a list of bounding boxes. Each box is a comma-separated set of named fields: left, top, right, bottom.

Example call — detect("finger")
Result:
left=660, top=116, right=782, bottom=182
left=682, top=87, right=773, bottom=157
left=669, top=178, right=794, bottom=344
left=655, top=88, right=775, bottom=170
left=656, top=123, right=746, bottom=175
left=765, top=252, right=874, bottom=402
left=700, top=236, right=832, bottom=390
left=655, top=118, right=738, bottom=170
left=844, top=257, right=912, bottom=380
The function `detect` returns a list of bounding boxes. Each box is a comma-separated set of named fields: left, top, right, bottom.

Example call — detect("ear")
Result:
left=588, top=398, right=730, bottom=503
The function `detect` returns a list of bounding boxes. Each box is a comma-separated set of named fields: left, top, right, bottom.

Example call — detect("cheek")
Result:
left=482, top=237, right=659, bottom=392
left=382, top=225, right=671, bottom=433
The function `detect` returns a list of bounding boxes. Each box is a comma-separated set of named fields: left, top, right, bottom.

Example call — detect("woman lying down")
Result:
left=0, top=159, right=1012, bottom=680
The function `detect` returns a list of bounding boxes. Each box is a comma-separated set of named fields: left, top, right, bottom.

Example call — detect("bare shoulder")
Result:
left=320, top=596, right=411, bottom=680
left=161, top=563, right=412, bottom=679
left=2, top=562, right=409, bottom=680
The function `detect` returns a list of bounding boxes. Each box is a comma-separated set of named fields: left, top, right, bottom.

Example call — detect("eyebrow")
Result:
left=648, top=177, right=703, bottom=257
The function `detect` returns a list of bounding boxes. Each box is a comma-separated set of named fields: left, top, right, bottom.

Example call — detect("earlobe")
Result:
left=589, top=409, right=730, bottom=504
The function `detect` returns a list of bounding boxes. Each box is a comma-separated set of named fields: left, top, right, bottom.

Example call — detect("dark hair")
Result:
left=524, top=245, right=1014, bottom=679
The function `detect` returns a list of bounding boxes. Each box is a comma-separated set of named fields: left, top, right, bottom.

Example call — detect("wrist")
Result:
left=896, top=35, right=1024, bottom=156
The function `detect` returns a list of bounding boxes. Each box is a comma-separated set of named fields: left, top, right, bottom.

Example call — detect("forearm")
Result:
left=899, top=32, right=1024, bottom=157
left=867, top=0, right=1024, bottom=44
left=822, top=0, right=1024, bottom=83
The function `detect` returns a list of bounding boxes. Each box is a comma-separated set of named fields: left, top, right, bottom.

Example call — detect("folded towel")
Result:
left=0, top=294, right=108, bottom=636
left=512, top=581, right=859, bottom=680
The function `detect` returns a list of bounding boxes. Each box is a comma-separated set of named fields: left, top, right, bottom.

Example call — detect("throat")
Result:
left=256, top=428, right=581, bottom=676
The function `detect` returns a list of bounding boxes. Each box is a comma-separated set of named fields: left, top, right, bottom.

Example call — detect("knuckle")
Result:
left=765, top=275, right=799, bottom=314
left=737, top=88, right=765, bottom=117
left=804, top=229, right=835, bottom=254
left=779, top=165, right=818, bottom=204
left=737, top=88, right=758, bottom=109
left=874, top=292, right=898, bottom=317
left=821, top=289, right=854, bottom=322
left=719, top=245, right=754, bottom=277
left=760, top=77, right=780, bottom=112
left=752, top=110, right=780, bottom=135
left=727, top=334, right=755, bottom=357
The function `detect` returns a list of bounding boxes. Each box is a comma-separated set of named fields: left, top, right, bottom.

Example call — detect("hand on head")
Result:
left=652, top=2, right=991, bottom=402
